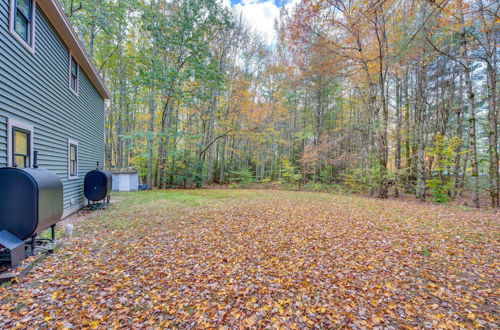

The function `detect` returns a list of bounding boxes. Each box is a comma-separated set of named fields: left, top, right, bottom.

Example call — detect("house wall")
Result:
left=0, top=116, right=6, bottom=166
left=0, top=0, right=105, bottom=217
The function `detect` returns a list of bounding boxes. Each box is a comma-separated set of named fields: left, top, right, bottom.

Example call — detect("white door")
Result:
left=118, top=175, right=129, bottom=191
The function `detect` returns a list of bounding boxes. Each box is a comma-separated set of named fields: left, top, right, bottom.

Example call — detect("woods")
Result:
left=1, top=1, right=500, bottom=326
left=60, top=0, right=499, bottom=207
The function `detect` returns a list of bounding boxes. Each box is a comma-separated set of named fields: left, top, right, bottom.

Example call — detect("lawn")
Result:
left=0, top=190, right=498, bottom=328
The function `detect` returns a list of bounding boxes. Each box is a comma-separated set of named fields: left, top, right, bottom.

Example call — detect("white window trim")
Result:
left=7, top=118, right=34, bottom=168
left=9, top=0, right=37, bottom=55
left=68, top=139, right=79, bottom=180
left=68, top=53, right=79, bottom=96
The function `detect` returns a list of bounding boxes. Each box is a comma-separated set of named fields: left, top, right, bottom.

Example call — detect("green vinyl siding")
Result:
left=0, top=0, right=105, bottom=215
left=0, top=115, right=6, bottom=166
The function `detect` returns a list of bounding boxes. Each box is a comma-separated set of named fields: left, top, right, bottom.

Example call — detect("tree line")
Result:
left=60, top=0, right=499, bottom=208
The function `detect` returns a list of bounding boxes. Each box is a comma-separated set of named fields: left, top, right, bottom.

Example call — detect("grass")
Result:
left=0, top=189, right=498, bottom=328
left=114, top=189, right=242, bottom=207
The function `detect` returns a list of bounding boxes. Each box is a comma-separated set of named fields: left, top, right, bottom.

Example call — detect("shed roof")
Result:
left=37, top=0, right=111, bottom=99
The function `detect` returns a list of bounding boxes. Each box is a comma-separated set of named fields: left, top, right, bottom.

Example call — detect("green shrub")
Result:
left=319, top=166, right=334, bottom=184
left=228, top=168, right=255, bottom=188
left=343, top=166, right=380, bottom=194
left=174, top=159, right=204, bottom=188
left=425, top=135, right=461, bottom=203
left=280, top=159, right=301, bottom=186
left=190, top=160, right=204, bottom=188
left=426, top=179, right=452, bottom=204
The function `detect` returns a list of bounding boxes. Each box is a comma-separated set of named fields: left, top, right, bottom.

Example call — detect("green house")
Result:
left=0, top=0, right=110, bottom=217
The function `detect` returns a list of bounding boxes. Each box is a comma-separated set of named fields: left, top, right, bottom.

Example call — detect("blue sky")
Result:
left=230, top=0, right=286, bottom=5
left=224, top=0, right=299, bottom=43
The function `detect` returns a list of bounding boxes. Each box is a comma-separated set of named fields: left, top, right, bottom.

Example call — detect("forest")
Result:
left=1, top=1, right=499, bottom=327
left=60, top=0, right=499, bottom=208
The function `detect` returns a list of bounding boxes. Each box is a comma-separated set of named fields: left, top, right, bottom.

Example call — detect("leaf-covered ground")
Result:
left=1, top=190, right=498, bottom=328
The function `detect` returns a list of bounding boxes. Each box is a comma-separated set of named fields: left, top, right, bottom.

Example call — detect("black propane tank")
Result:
left=84, top=163, right=112, bottom=203
left=0, top=167, right=63, bottom=240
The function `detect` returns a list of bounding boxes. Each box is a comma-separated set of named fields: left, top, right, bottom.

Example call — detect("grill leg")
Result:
left=30, top=235, right=37, bottom=256
left=48, top=225, right=57, bottom=253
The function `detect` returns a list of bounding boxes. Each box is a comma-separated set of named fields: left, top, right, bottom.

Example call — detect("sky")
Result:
left=222, top=0, right=299, bottom=44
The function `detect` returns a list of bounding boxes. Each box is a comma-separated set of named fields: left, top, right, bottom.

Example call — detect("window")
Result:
left=69, top=55, right=79, bottom=95
left=12, top=128, right=31, bottom=168
left=68, top=140, right=78, bottom=179
left=7, top=118, right=34, bottom=168
left=9, top=0, right=35, bottom=53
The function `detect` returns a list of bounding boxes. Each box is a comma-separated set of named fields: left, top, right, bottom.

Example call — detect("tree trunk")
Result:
left=395, top=80, right=402, bottom=197
left=478, top=0, right=499, bottom=208
left=374, top=7, right=389, bottom=199
left=404, top=69, right=412, bottom=193
left=452, top=68, right=465, bottom=199
left=459, top=11, right=480, bottom=208
left=260, top=144, right=266, bottom=181
left=220, top=137, right=226, bottom=184
left=415, top=58, right=427, bottom=202
left=486, top=60, right=499, bottom=207
left=147, top=89, right=155, bottom=187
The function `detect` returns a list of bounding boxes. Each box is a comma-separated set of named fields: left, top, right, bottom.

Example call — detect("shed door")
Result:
left=119, top=175, right=129, bottom=191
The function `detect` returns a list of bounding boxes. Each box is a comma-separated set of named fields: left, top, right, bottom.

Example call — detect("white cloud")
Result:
left=233, top=0, right=280, bottom=44
left=223, top=0, right=301, bottom=44
left=285, top=0, right=301, bottom=11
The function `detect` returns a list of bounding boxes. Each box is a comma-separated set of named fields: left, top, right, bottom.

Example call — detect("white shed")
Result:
left=112, top=171, right=139, bottom=192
